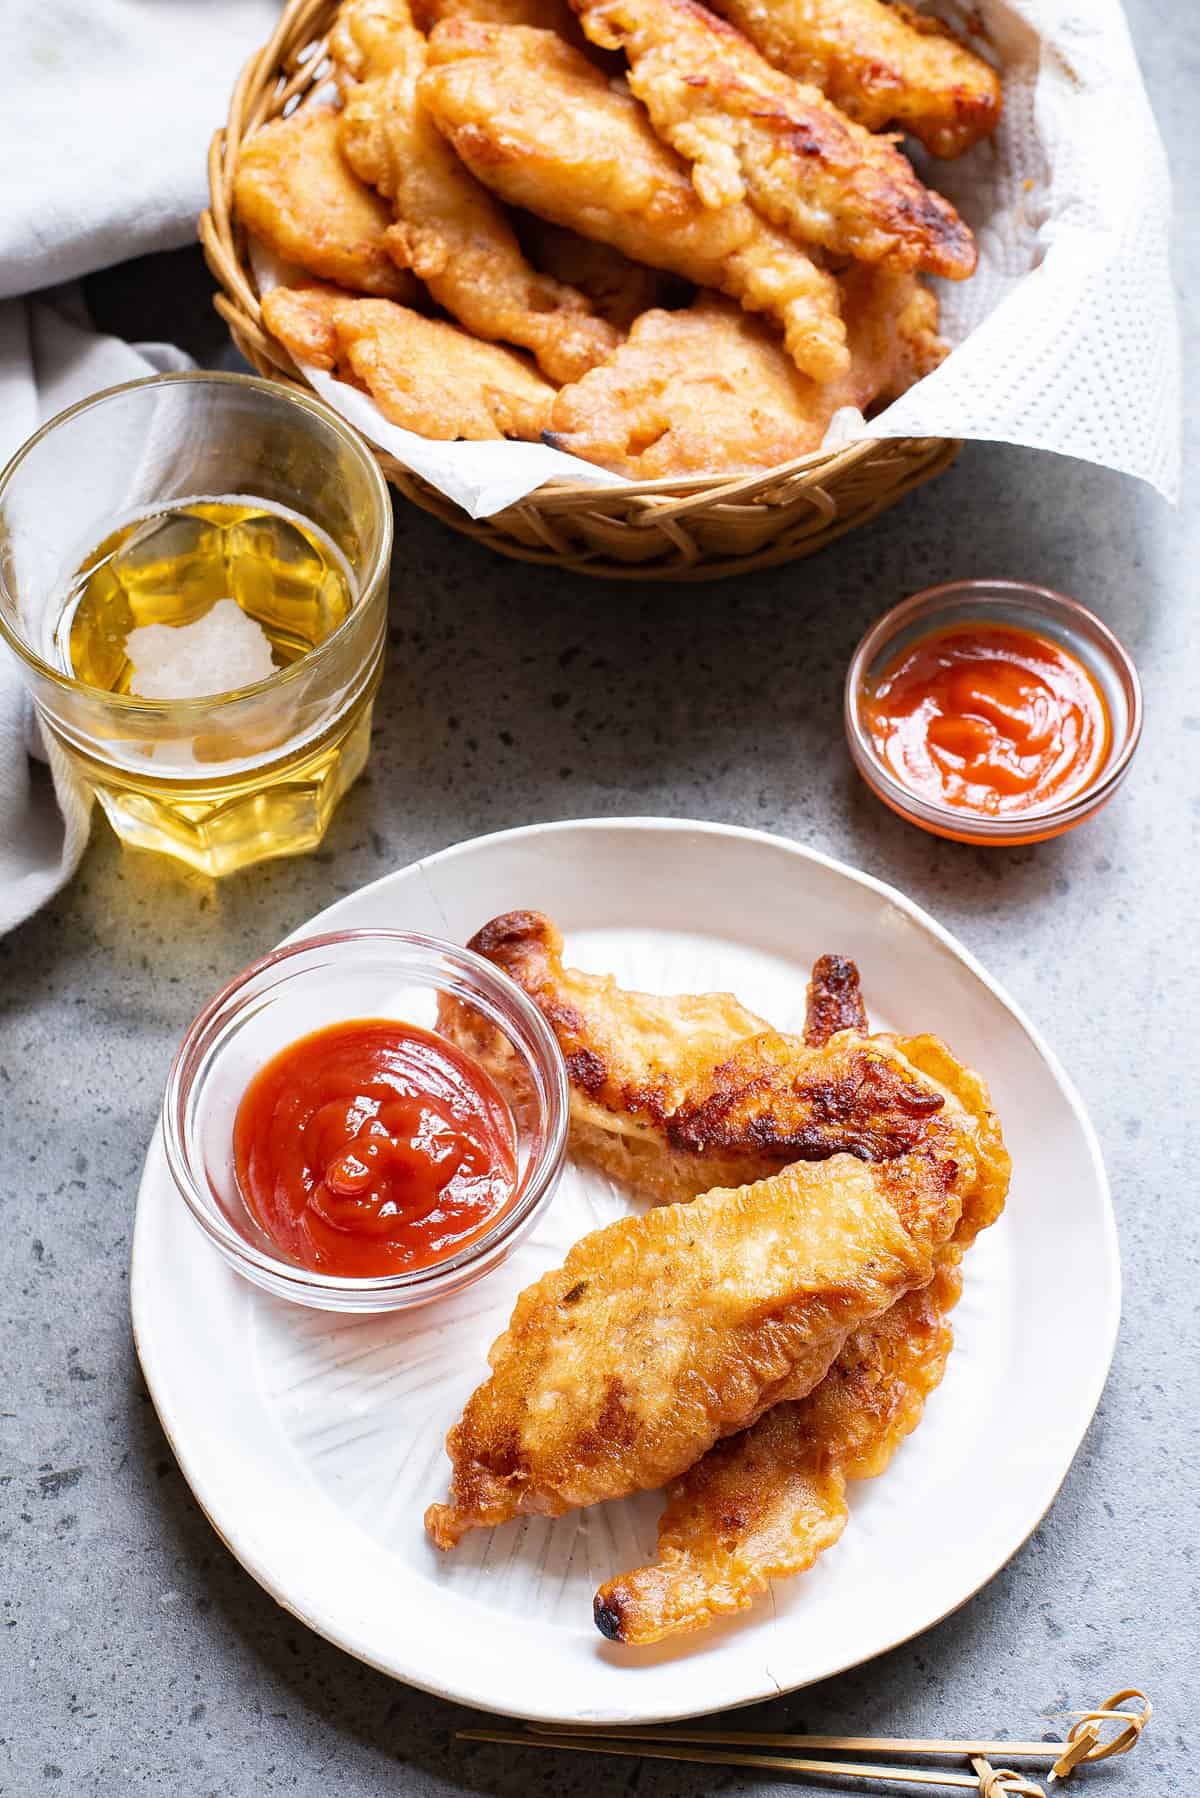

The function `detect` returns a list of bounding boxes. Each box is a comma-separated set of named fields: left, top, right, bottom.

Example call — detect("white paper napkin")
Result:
left=264, top=0, right=1180, bottom=516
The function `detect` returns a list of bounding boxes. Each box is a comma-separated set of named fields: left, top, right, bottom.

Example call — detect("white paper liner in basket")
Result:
left=257, top=0, right=1179, bottom=520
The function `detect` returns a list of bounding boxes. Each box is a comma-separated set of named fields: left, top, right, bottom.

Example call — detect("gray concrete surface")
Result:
left=2, top=4, right=1197, bottom=1789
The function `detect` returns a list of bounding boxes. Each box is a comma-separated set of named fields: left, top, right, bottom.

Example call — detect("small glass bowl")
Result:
left=162, top=930, right=570, bottom=1311
left=844, top=579, right=1143, bottom=845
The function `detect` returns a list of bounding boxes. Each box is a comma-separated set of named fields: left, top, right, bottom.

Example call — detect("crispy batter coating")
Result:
left=412, top=0, right=598, bottom=54
left=438, top=911, right=1007, bottom=1225
left=439, top=907, right=772, bottom=1200
left=424, top=1145, right=965, bottom=1546
left=544, top=296, right=838, bottom=476
left=420, top=21, right=851, bottom=380
left=233, top=104, right=421, bottom=301
left=543, top=264, right=945, bottom=478
left=261, top=283, right=554, bottom=439
left=261, top=282, right=346, bottom=370
left=836, top=259, right=946, bottom=405
left=804, top=951, right=869, bottom=1044
left=704, top=0, right=1003, bottom=158
left=568, top=0, right=976, bottom=278
left=332, top=0, right=618, bottom=381
left=593, top=1261, right=962, bottom=1641
left=592, top=957, right=1008, bottom=1644
left=517, top=216, right=676, bottom=332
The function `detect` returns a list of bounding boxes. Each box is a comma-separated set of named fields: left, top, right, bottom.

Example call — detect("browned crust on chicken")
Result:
left=704, top=0, right=1002, bottom=159
left=444, top=912, right=1007, bottom=1223
left=542, top=265, right=944, bottom=480
left=804, top=952, right=869, bottom=1045
left=424, top=1143, right=966, bottom=1546
left=589, top=962, right=1008, bottom=1645
left=567, top=0, right=977, bottom=278
left=233, top=104, right=422, bottom=302
left=420, top=20, right=851, bottom=381
left=260, top=284, right=555, bottom=438
left=459, top=908, right=773, bottom=1128
left=593, top=1258, right=962, bottom=1642
left=332, top=0, right=619, bottom=383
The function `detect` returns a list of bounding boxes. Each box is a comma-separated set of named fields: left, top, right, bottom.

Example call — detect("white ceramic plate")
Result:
left=131, top=820, right=1119, bottom=1724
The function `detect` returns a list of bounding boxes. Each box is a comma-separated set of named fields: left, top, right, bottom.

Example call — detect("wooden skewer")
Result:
left=521, top=1689, right=1152, bottom=1783
left=457, top=1728, right=1046, bottom=1795
left=528, top=1723, right=1066, bottom=1759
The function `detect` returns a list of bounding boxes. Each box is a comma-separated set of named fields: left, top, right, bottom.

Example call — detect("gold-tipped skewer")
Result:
left=457, top=1689, right=1150, bottom=1793
left=458, top=1728, right=1046, bottom=1795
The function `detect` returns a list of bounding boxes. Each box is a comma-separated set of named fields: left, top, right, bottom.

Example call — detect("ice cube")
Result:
left=108, top=508, right=225, bottom=627
left=125, top=599, right=277, bottom=700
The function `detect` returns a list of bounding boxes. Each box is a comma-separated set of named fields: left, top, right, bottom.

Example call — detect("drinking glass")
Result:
left=0, top=372, right=393, bottom=877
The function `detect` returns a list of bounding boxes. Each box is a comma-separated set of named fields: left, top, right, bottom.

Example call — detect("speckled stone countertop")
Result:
left=2, top=11, right=1197, bottom=1791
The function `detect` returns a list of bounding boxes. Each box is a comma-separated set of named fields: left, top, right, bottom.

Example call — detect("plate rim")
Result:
left=131, top=817, right=1121, bottom=1721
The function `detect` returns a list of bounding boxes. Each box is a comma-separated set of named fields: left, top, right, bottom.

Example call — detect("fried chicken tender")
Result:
left=704, top=0, right=1002, bottom=159
left=591, top=955, right=1008, bottom=1644
left=544, top=265, right=944, bottom=478
left=544, top=296, right=837, bottom=476
left=438, top=912, right=1006, bottom=1221
left=568, top=0, right=976, bottom=278
left=836, top=259, right=946, bottom=404
left=594, top=1261, right=961, bottom=1641
left=804, top=949, right=868, bottom=1042
left=517, top=217, right=675, bottom=332
left=233, top=104, right=421, bottom=301
left=424, top=1142, right=966, bottom=1546
left=412, top=0, right=597, bottom=54
left=332, top=0, right=618, bottom=382
left=420, top=21, right=851, bottom=380
left=261, top=283, right=554, bottom=439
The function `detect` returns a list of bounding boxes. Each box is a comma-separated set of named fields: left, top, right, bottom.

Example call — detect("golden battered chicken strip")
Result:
left=836, top=260, right=946, bottom=406
left=332, top=0, right=618, bottom=382
left=544, top=296, right=840, bottom=476
left=412, top=0, right=600, bottom=55
left=705, top=0, right=1002, bottom=159
left=594, top=1261, right=962, bottom=1641
left=233, top=104, right=421, bottom=301
left=517, top=217, right=675, bottom=332
left=568, top=0, right=976, bottom=278
left=592, top=960, right=1008, bottom=1643
left=804, top=950, right=868, bottom=1043
left=438, top=912, right=1006, bottom=1221
left=544, top=267, right=944, bottom=478
left=261, top=284, right=554, bottom=439
left=420, top=21, right=850, bottom=380
left=440, top=907, right=776, bottom=1200
left=424, top=1142, right=967, bottom=1546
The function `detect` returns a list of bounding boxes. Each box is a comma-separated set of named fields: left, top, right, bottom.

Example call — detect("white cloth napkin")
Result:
left=0, top=0, right=277, bottom=931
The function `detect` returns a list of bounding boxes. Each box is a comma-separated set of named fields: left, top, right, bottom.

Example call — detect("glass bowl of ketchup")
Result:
left=162, top=930, right=570, bottom=1310
left=845, top=579, right=1142, bottom=846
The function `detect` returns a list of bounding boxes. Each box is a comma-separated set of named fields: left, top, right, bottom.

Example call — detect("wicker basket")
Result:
left=200, top=0, right=960, bottom=581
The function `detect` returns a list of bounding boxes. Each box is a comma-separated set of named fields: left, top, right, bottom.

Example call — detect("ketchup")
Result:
left=864, top=622, right=1110, bottom=818
left=233, top=1019, right=519, bottom=1277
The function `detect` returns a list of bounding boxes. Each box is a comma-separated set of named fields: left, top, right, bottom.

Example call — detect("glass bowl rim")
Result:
left=161, top=927, right=571, bottom=1301
left=0, top=369, right=393, bottom=713
left=843, top=578, right=1144, bottom=841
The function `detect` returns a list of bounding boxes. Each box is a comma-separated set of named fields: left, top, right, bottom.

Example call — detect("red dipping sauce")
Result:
left=233, top=1019, right=518, bottom=1277
left=863, top=622, right=1111, bottom=819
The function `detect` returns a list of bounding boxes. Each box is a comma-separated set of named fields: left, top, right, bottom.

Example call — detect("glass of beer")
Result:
left=0, top=372, right=393, bottom=877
